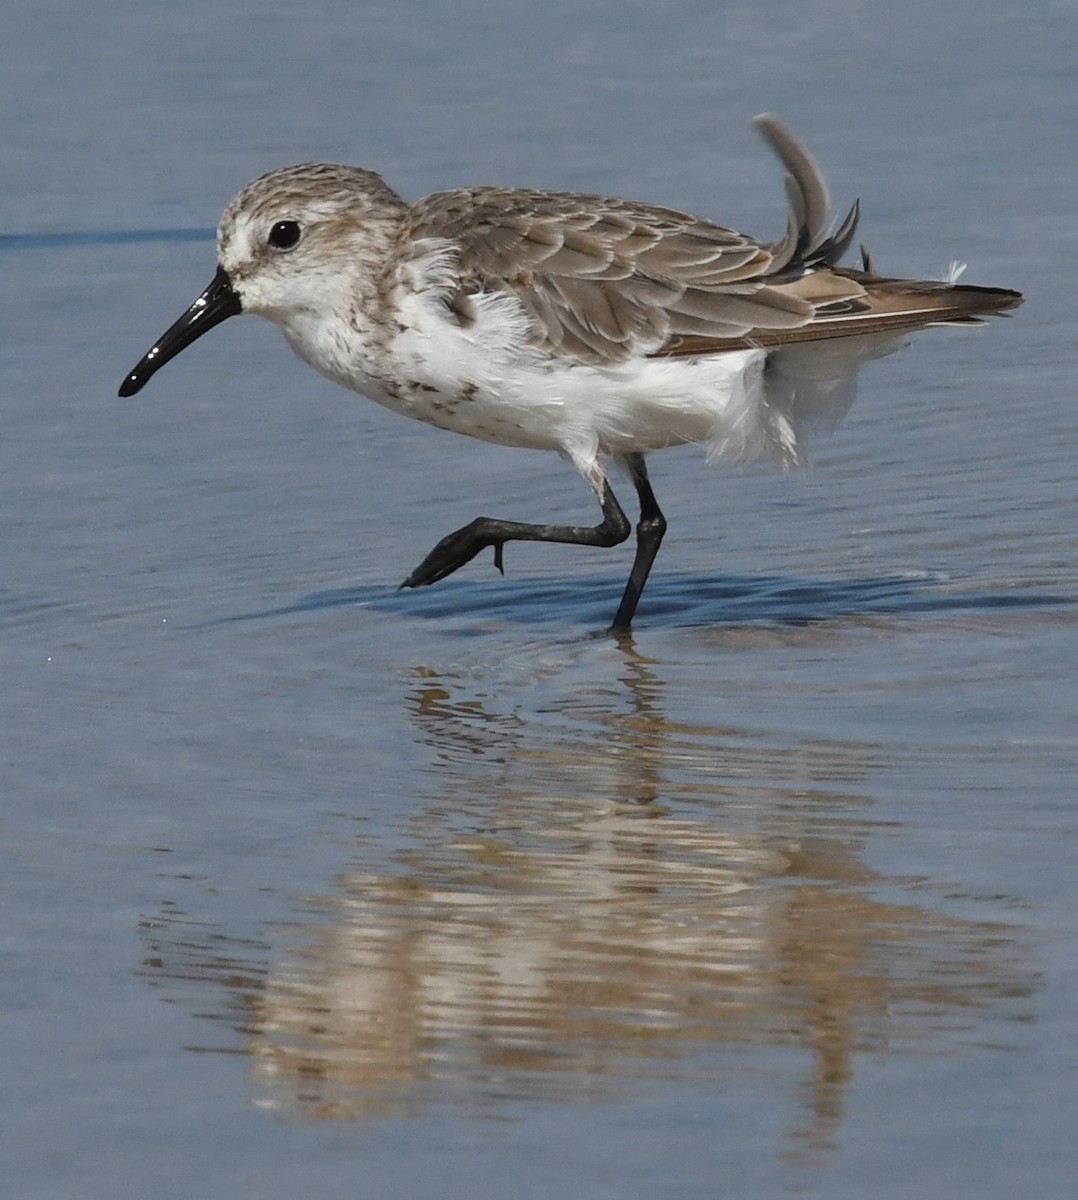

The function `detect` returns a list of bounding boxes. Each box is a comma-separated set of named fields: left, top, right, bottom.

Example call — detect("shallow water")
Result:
left=4, top=2, right=1077, bottom=1197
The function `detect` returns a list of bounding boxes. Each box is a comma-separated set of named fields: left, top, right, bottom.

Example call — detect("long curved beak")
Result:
left=118, top=265, right=242, bottom=397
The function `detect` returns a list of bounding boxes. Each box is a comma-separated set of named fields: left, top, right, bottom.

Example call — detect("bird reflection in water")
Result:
left=140, top=641, right=1034, bottom=1144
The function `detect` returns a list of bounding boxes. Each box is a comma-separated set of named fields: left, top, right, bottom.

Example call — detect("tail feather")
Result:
left=754, top=113, right=862, bottom=271
left=654, top=114, right=1022, bottom=359
left=817, top=271, right=1024, bottom=333
left=754, top=113, right=835, bottom=270
left=656, top=280, right=1022, bottom=357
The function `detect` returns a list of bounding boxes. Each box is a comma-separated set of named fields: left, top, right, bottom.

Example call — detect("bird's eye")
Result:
left=267, top=220, right=302, bottom=250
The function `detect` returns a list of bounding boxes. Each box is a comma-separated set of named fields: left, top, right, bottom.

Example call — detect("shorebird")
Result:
left=119, top=115, right=1021, bottom=628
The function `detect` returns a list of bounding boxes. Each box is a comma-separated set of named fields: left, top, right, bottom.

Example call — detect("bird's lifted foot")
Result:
left=400, top=482, right=643, bottom=619
left=400, top=518, right=506, bottom=589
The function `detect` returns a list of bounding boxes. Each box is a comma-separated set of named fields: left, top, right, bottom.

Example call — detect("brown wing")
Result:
left=404, top=115, right=863, bottom=363
left=404, top=115, right=1019, bottom=364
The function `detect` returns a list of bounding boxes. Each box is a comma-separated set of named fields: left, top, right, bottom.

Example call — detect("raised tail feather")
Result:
left=754, top=112, right=861, bottom=271
left=656, top=116, right=1022, bottom=358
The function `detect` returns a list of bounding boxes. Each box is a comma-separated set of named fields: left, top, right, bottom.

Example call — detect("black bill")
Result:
left=118, top=265, right=242, bottom=397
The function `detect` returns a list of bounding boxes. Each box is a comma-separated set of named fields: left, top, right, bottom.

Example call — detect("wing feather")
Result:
left=401, top=116, right=1019, bottom=365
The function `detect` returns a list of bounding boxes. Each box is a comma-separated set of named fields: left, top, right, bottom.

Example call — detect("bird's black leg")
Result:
left=401, top=479, right=632, bottom=589
left=609, top=453, right=667, bottom=630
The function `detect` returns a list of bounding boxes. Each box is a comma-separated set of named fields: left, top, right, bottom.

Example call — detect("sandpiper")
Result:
left=119, top=114, right=1021, bottom=628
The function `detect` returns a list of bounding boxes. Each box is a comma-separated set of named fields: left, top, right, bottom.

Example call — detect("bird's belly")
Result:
left=370, top=350, right=774, bottom=460
left=357, top=372, right=567, bottom=450
left=380, top=351, right=770, bottom=458
left=363, top=290, right=771, bottom=459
